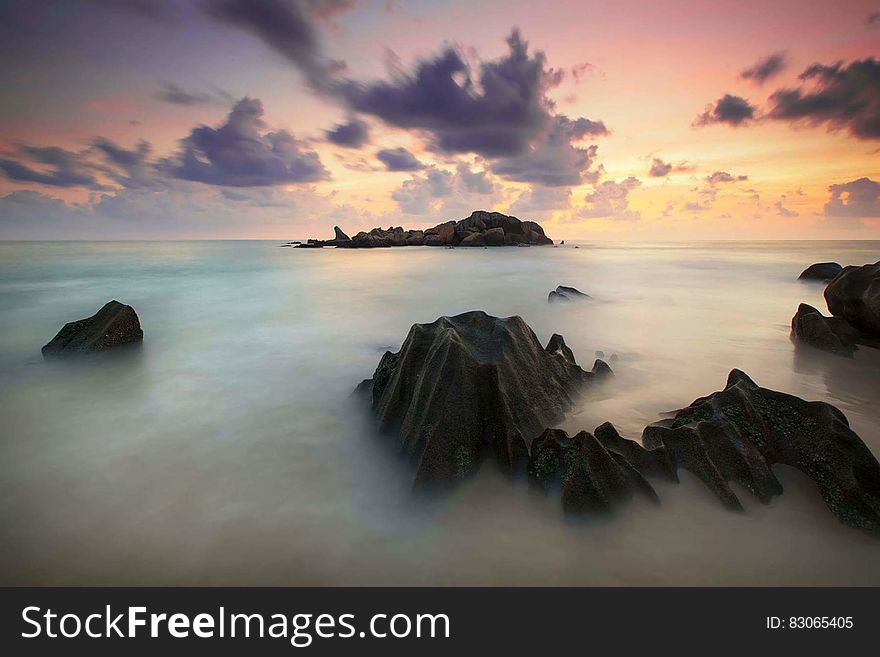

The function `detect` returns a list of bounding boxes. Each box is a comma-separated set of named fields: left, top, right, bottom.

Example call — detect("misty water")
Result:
left=1, top=240, right=878, bottom=585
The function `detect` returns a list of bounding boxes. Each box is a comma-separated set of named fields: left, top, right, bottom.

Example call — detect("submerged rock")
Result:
left=42, top=300, right=143, bottom=359
left=798, top=262, right=843, bottom=281
left=642, top=369, right=880, bottom=533
left=355, top=311, right=611, bottom=489
left=528, top=428, right=658, bottom=514
left=790, top=303, right=858, bottom=357
left=825, top=261, right=880, bottom=337
left=548, top=285, right=591, bottom=303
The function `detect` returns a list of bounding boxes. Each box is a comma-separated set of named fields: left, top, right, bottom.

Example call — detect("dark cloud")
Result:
left=488, top=115, right=603, bottom=186
left=338, top=30, right=577, bottom=158
left=159, top=97, right=329, bottom=186
left=0, top=145, right=110, bottom=190
left=868, top=12, right=880, bottom=27
left=91, top=138, right=163, bottom=189
left=156, top=82, right=234, bottom=106
left=85, top=0, right=177, bottom=21
left=649, top=158, right=672, bottom=177
left=706, top=171, right=748, bottom=185
left=578, top=177, right=641, bottom=221
left=693, top=94, right=757, bottom=127
left=824, top=177, right=880, bottom=217
left=324, top=117, right=369, bottom=148
left=204, top=0, right=348, bottom=91
left=767, top=58, right=880, bottom=140
left=740, top=51, right=787, bottom=84
left=376, top=147, right=424, bottom=171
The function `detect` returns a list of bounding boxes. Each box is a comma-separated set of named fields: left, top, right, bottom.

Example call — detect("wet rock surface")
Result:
left=355, top=311, right=610, bottom=489
left=642, top=369, right=880, bottom=533
left=824, top=261, right=880, bottom=337
left=790, top=303, right=859, bottom=357
left=798, top=262, right=843, bottom=281
left=42, top=300, right=143, bottom=359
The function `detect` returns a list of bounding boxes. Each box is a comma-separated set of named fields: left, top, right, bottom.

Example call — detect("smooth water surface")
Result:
left=1, top=240, right=878, bottom=585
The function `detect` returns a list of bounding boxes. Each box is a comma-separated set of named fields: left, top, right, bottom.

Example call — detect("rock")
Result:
left=790, top=303, right=857, bottom=357
left=548, top=285, right=590, bottom=303
left=594, top=422, right=677, bottom=482
left=528, top=428, right=659, bottom=514
left=300, top=211, right=555, bottom=249
left=42, top=301, right=143, bottom=359
left=355, top=311, right=611, bottom=490
left=483, top=226, right=506, bottom=246
left=798, top=262, right=843, bottom=281
left=459, top=232, right=485, bottom=247
left=642, top=369, right=880, bottom=533
left=824, top=261, right=880, bottom=337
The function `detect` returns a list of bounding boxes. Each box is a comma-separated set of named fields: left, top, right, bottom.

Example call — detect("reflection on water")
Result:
left=0, top=240, right=878, bottom=585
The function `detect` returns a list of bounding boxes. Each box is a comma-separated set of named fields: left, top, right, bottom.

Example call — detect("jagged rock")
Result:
left=798, top=262, right=842, bottom=281
left=528, top=428, right=659, bottom=514
left=594, top=422, right=677, bottom=482
left=642, top=369, right=880, bottom=533
left=333, top=226, right=350, bottom=241
left=548, top=285, right=590, bottom=303
left=42, top=300, right=143, bottom=359
left=355, top=311, right=611, bottom=489
left=790, top=303, right=857, bottom=357
left=825, top=261, right=880, bottom=337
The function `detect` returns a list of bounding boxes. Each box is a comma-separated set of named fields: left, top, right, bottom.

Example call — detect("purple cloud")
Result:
left=376, top=147, right=424, bottom=171
left=693, top=94, right=757, bottom=127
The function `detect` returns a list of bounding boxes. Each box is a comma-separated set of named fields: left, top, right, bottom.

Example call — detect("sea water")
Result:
left=0, top=240, right=878, bottom=585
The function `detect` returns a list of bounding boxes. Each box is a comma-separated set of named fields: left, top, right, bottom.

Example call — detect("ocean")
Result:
left=1, top=240, right=878, bottom=585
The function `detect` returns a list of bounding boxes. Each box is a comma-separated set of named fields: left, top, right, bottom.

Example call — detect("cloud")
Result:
left=648, top=157, right=692, bottom=177
left=376, top=146, right=424, bottom=171
left=578, top=176, right=641, bottom=221
left=693, top=94, right=757, bottom=127
left=391, top=164, right=499, bottom=215
left=91, top=138, right=163, bottom=189
left=508, top=186, right=571, bottom=215
left=824, top=177, right=880, bottom=217
left=488, top=115, right=604, bottom=186
left=706, top=171, right=748, bottom=185
left=0, top=145, right=110, bottom=190
left=156, top=82, right=234, bottom=106
left=740, top=52, right=787, bottom=84
left=649, top=158, right=672, bottom=177
left=767, top=58, right=880, bottom=140
left=159, top=97, right=329, bottom=186
left=774, top=200, right=799, bottom=217
left=339, top=30, right=600, bottom=161
left=324, top=117, right=369, bottom=148
left=868, top=12, right=880, bottom=27
left=204, top=0, right=348, bottom=91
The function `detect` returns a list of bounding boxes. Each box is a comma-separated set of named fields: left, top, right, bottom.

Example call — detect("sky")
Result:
left=0, top=0, right=878, bottom=240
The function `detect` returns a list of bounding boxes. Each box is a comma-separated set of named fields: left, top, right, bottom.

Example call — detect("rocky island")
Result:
left=293, top=210, right=554, bottom=248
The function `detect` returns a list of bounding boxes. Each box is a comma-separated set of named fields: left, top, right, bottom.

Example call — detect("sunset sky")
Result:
left=0, top=0, right=878, bottom=240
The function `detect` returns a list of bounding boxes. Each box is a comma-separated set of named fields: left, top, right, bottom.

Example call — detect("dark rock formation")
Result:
left=825, top=261, right=880, bottom=337
left=798, top=262, right=843, bottom=281
left=355, top=311, right=611, bottom=489
left=790, top=303, right=858, bottom=357
left=548, top=285, right=590, bottom=303
left=528, top=428, right=658, bottom=514
left=297, top=211, right=554, bottom=249
left=642, top=369, right=880, bottom=533
left=594, top=422, right=677, bottom=482
left=42, top=300, right=143, bottom=359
